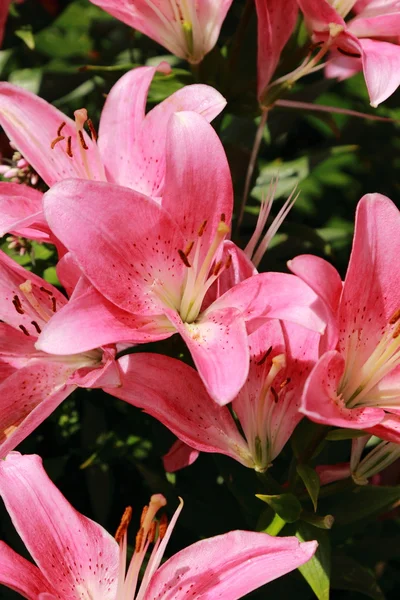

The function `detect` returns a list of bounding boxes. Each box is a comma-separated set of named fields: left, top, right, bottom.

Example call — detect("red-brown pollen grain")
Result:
left=158, top=513, right=168, bottom=540
left=114, top=506, right=133, bottom=543
left=198, top=220, right=207, bottom=237
left=57, top=122, right=66, bottom=136
left=78, top=130, right=89, bottom=150
left=225, top=253, right=232, bottom=269
left=140, top=505, right=149, bottom=526
left=393, top=322, right=400, bottom=339
left=280, top=377, right=291, bottom=389
left=66, top=136, right=73, bottom=158
left=271, top=387, right=279, bottom=403
left=12, top=295, right=24, bottom=315
left=135, top=527, right=144, bottom=553
left=178, top=249, right=191, bottom=268
left=40, top=286, right=54, bottom=296
left=18, top=324, right=30, bottom=336
left=31, top=320, right=42, bottom=334
left=87, top=119, right=98, bottom=142
left=212, top=260, right=223, bottom=277
left=220, top=213, right=226, bottom=222
left=184, top=241, right=194, bottom=258
left=256, top=346, right=273, bottom=366
left=389, top=308, right=400, bottom=325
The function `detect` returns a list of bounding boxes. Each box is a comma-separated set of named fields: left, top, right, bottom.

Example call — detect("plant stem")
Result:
left=261, top=512, right=286, bottom=535
left=236, top=107, right=268, bottom=232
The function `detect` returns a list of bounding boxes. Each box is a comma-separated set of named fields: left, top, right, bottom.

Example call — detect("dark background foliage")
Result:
left=1, top=1, right=400, bottom=598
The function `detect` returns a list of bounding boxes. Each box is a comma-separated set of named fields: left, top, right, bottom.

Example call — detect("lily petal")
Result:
left=107, top=352, right=251, bottom=463
left=162, top=111, right=233, bottom=256
left=43, top=178, right=185, bottom=315
left=0, top=542, right=55, bottom=600
left=146, top=530, right=317, bottom=600
left=163, top=440, right=200, bottom=472
left=0, top=453, right=120, bottom=600
left=359, top=38, right=400, bottom=106
left=166, top=307, right=250, bottom=405
left=301, top=350, right=385, bottom=428
left=0, top=183, right=50, bottom=241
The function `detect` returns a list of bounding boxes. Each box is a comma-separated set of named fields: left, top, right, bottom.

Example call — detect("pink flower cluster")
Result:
left=0, top=0, right=399, bottom=597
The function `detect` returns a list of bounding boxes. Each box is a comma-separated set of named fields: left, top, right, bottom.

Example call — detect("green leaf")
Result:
left=256, top=493, right=302, bottom=523
left=296, top=523, right=331, bottom=600
left=331, top=555, right=386, bottom=600
left=9, top=68, right=42, bottom=94
left=297, top=464, right=320, bottom=512
left=15, top=27, right=35, bottom=50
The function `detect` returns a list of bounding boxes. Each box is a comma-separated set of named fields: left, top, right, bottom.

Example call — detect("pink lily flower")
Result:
left=0, top=250, right=124, bottom=458
left=87, top=0, right=233, bottom=64
left=0, top=64, right=225, bottom=241
left=38, top=112, right=326, bottom=405
left=289, top=194, right=400, bottom=442
left=106, top=318, right=320, bottom=472
left=0, top=452, right=317, bottom=600
left=255, top=0, right=299, bottom=102
left=297, top=0, right=400, bottom=106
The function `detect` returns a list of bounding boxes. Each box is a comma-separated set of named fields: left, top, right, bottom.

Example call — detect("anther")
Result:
left=147, top=521, right=157, bottom=544
left=31, top=320, right=42, bottom=334
left=66, top=136, right=73, bottom=158
left=184, top=241, right=194, bottom=257
left=178, top=249, right=191, bottom=268
left=158, top=513, right=168, bottom=540
left=12, top=295, right=24, bottom=315
left=57, top=122, right=66, bottom=136
left=256, top=346, right=273, bottom=366
left=212, top=260, right=223, bottom=277
left=271, top=387, right=279, bottom=403
left=51, top=297, right=57, bottom=313
left=280, top=377, right=291, bottom=389
left=51, top=136, right=65, bottom=150
left=389, top=308, right=400, bottom=325
left=393, top=323, right=400, bottom=339
left=19, top=324, right=30, bottom=336
left=220, top=213, right=226, bottom=222
left=337, top=47, right=361, bottom=58
left=40, top=286, right=53, bottom=296
left=135, top=527, right=144, bottom=553
left=225, top=254, right=232, bottom=269
left=87, top=119, right=97, bottom=142
left=78, top=130, right=89, bottom=150
left=198, top=220, right=207, bottom=236
left=140, top=505, right=149, bottom=527
left=115, top=506, right=133, bottom=543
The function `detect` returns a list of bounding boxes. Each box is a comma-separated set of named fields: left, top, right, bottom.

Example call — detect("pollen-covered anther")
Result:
left=51, top=297, right=57, bottom=313
left=115, top=506, right=133, bottom=543
left=158, top=513, right=168, bottom=540
left=78, top=130, right=89, bottom=150
left=184, top=241, right=194, bottom=257
left=225, top=253, right=233, bottom=269
left=256, top=346, right=273, bottom=366
left=31, top=320, right=42, bottom=334
left=87, top=118, right=97, bottom=141
left=393, top=322, right=400, bottom=339
left=271, top=387, right=279, bottom=403
left=135, top=527, right=145, bottom=553
left=280, top=377, right=291, bottom=389
left=66, top=136, right=73, bottom=158
left=50, top=135, right=65, bottom=150
left=389, top=308, right=400, bottom=325
left=12, top=295, right=24, bottom=315
left=212, top=260, right=224, bottom=277
left=140, top=504, right=149, bottom=527
left=198, top=220, right=207, bottom=237
left=178, top=249, right=191, bottom=267
left=147, top=520, right=157, bottom=544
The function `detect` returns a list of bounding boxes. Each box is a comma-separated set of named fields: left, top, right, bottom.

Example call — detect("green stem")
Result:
left=261, top=513, right=286, bottom=536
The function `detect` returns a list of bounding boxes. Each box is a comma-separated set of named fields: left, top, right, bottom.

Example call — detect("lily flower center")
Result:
left=50, top=109, right=106, bottom=181
left=339, top=307, right=400, bottom=409
left=239, top=349, right=288, bottom=472
left=177, top=217, right=230, bottom=323
left=115, top=494, right=179, bottom=600
left=142, top=0, right=195, bottom=58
